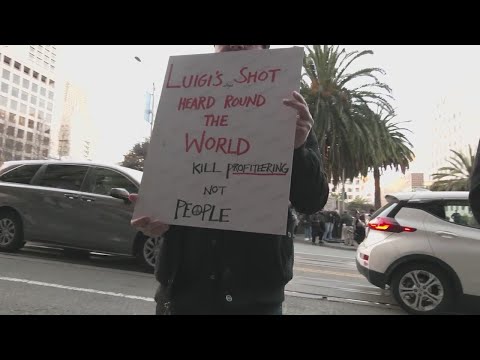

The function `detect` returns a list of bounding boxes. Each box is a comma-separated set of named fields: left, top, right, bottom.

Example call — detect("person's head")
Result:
left=359, top=214, right=366, bottom=221
left=214, top=45, right=269, bottom=53
left=369, top=208, right=375, bottom=214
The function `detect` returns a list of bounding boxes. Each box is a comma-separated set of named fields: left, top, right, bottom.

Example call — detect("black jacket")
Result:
left=154, top=130, right=329, bottom=313
left=470, top=140, right=480, bottom=223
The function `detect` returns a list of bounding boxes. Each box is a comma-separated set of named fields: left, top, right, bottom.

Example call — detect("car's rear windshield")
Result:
left=371, top=201, right=399, bottom=220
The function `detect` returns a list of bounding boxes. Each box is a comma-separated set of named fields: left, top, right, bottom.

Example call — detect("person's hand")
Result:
left=283, top=91, right=314, bottom=149
left=129, top=194, right=170, bottom=238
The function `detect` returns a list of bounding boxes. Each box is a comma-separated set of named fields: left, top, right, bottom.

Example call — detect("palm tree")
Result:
left=300, top=45, right=394, bottom=186
left=431, top=145, right=476, bottom=191
left=366, top=109, right=414, bottom=208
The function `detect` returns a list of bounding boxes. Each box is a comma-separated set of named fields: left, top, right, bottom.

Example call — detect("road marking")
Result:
left=0, top=276, right=155, bottom=302
left=294, top=266, right=363, bottom=278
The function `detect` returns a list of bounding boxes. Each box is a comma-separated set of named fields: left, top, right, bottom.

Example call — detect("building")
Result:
left=52, top=81, right=95, bottom=161
left=0, top=45, right=57, bottom=162
left=430, top=92, right=479, bottom=182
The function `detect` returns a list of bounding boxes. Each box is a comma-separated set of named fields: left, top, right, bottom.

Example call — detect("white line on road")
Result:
left=0, top=276, right=155, bottom=302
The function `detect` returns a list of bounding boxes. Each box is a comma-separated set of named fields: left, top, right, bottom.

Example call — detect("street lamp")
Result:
left=134, top=56, right=155, bottom=136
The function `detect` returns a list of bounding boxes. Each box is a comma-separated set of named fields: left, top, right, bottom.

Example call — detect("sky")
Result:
left=56, top=45, right=480, bottom=179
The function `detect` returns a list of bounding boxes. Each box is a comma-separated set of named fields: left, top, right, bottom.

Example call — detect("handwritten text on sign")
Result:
left=133, top=47, right=304, bottom=235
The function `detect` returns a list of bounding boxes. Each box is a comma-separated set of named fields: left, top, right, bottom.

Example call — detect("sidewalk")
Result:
left=293, top=237, right=358, bottom=251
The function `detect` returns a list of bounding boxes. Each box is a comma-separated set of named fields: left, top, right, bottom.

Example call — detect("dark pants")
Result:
left=157, top=301, right=283, bottom=315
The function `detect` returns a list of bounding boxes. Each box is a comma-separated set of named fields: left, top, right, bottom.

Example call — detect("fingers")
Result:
left=131, top=216, right=150, bottom=228
left=292, top=91, right=308, bottom=106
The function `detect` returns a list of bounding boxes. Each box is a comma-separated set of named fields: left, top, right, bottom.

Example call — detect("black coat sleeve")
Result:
left=469, top=140, right=480, bottom=223
left=289, top=130, right=329, bottom=215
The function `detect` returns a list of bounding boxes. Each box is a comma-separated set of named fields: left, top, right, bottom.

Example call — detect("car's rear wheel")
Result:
left=391, top=262, right=455, bottom=315
left=136, top=235, right=162, bottom=272
left=0, top=210, right=24, bottom=252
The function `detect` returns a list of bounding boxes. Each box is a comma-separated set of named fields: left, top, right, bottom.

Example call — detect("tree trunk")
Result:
left=374, top=168, right=381, bottom=209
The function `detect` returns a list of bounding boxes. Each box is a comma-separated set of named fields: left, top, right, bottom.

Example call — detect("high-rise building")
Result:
left=0, top=45, right=57, bottom=162
left=52, top=81, right=94, bottom=161
left=430, top=92, right=479, bottom=181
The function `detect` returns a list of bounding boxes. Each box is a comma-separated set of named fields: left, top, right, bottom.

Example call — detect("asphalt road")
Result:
left=0, top=240, right=404, bottom=315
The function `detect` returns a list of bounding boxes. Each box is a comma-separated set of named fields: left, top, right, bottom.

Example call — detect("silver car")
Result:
left=0, top=160, right=159, bottom=271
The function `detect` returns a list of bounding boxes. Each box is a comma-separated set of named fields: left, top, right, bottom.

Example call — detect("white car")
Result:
left=356, top=191, right=480, bottom=315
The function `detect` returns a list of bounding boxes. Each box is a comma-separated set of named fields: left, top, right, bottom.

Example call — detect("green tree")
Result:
left=300, top=45, right=394, bottom=186
left=360, top=108, right=414, bottom=208
left=430, top=145, right=476, bottom=191
left=121, top=139, right=149, bottom=171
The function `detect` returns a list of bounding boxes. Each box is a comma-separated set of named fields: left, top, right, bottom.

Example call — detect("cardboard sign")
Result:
left=133, top=47, right=304, bottom=235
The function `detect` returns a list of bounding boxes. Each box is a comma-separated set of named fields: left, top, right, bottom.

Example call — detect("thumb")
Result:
left=128, top=193, right=139, bottom=204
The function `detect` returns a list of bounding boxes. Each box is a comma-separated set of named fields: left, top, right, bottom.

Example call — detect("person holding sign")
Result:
left=130, top=45, right=329, bottom=315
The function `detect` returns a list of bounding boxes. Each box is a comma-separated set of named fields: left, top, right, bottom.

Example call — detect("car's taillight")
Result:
left=368, top=217, right=416, bottom=233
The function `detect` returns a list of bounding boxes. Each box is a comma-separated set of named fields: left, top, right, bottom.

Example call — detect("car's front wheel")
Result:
left=391, top=262, right=455, bottom=315
left=0, top=210, right=24, bottom=252
left=136, top=235, right=162, bottom=272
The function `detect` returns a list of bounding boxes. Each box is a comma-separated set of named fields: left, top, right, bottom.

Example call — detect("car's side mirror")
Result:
left=110, top=188, right=131, bottom=203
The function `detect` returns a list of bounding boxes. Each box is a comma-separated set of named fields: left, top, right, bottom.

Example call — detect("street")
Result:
left=0, top=240, right=404, bottom=315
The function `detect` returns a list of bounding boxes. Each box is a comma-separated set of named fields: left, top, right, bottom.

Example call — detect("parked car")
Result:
left=356, top=191, right=480, bottom=315
left=0, top=160, right=159, bottom=271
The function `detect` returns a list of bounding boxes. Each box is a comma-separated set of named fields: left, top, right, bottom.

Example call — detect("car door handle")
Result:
left=64, top=193, right=79, bottom=200
left=435, top=231, right=457, bottom=238
left=80, top=196, right=95, bottom=203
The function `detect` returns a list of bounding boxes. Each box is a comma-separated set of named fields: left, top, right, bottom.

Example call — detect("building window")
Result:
left=23, top=66, right=30, bottom=75
left=1, top=82, right=9, bottom=93
left=48, top=91, right=54, bottom=100
left=2, top=69, right=10, bottom=80
left=39, top=99, right=45, bottom=109
left=19, top=103, right=27, bottom=114
left=47, top=102, right=53, bottom=111
left=30, top=95, right=37, bottom=105
left=11, top=87, right=19, bottom=98
left=43, top=137, right=49, bottom=146
left=348, top=195, right=353, bottom=200
left=28, top=119, right=34, bottom=129
left=3, top=56, right=11, bottom=66
left=8, top=113, right=16, bottom=124
left=0, top=109, right=5, bottom=121
left=15, top=141, right=23, bottom=152
left=49, top=80, right=55, bottom=88
left=19, top=116, right=25, bottom=126
left=33, top=71, right=39, bottom=80
left=6, top=126, right=15, bottom=136
left=25, top=144, right=32, bottom=153
left=22, top=78, right=30, bottom=89
left=0, top=95, right=7, bottom=106
left=355, top=188, right=360, bottom=192
left=14, top=62, right=21, bottom=71
left=38, top=110, right=44, bottom=120
left=3, top=152, right=12, bottom=161
left=31, top=83, right=38, bottom=93
left=16, top=129, right=24, bottom=139
left=41, top=75, right=47, bottom=83
left=30, top=46, right=35, bottom=52
left=46, top=113, right=52, bottom=122
left=5, top=138, right=14, bottom=149
left=27, top=132, right=33, bottom=141
left=13, top=74, right=20, bottom=85
left=10, top=100, right=18, bottom=111
left=36, top=122, right=43, bottom=132
left=29, top=107, right=35, bottom=117
left=50, top=65, right=55, bottom=71
left=42, top=149, right=49, bottom=158
left=40, top=87, right=46, bottom=97
left=347, top=188, right=352, bottom=192
left=21, top=91, right=28, bottom=101
left=44, top=125, right=50, bottom=134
